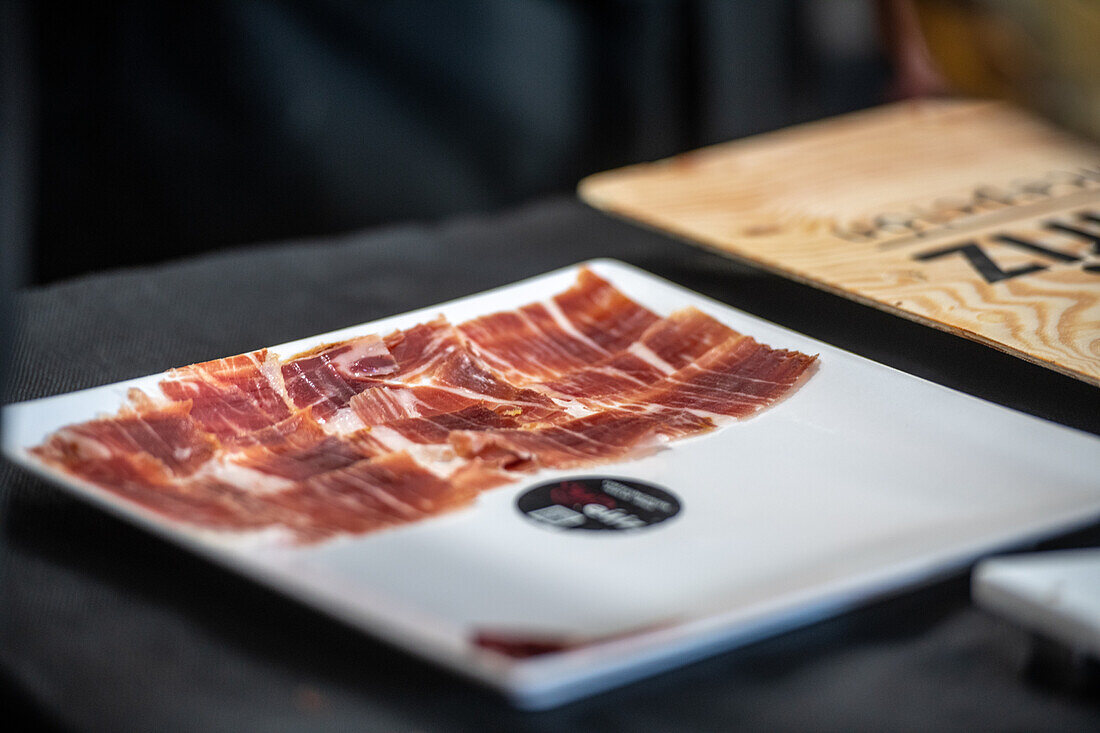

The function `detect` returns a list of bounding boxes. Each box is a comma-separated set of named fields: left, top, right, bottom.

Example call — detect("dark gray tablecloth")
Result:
left=3, top=197, right=1099, bottom=731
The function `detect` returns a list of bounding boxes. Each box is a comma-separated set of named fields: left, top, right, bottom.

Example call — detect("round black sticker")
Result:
left=516, top=477, right=681, bottom=532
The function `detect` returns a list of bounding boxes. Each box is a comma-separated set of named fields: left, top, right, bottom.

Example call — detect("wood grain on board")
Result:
left=579, top=99, right=1100, bottom=386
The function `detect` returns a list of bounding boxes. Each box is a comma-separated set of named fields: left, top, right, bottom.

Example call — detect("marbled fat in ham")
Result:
left=350, top=321, right=563, bottom=425
left=32, top=401, right=217, bottom=482
left=459, top=269, right=659, bottom=384
left=265, top=452, right=479, bottom=541
left=530, top=313, right=817, bottom=422
left=633, top=307, right=739, bottom=370
left=232, top=433, right=371, bottom=482
left=159, top=350, right=293, bottom=439
left=530, top=308, right=740, bottom=406
left=450, top=408, right=714, bottom=471
left=220, top=410, right=325, bottom=450
left=553, top=268, right=663, bottom=352
left=381, top=318, right=458, bottom=380
left=281, top=335, right=398, bottom=421
left=352, top=405, right=522, bottom=454
left=627, top=335, right=817, bottom=420
left=350, top=382, right=561, bottom=427
left=142, top=476, right=293, bottom=532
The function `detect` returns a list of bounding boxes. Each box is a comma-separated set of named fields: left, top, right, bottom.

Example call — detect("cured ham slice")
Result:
left=32, top=401, right=218, bottom=481
left=349, top=382, right=561, bottom=427
left=185, top=411, right=370, bottom=487
left=280, top=335, right=398, bottom=421
left=533, top=351, right=663, bottom=404
left=35, top=434, right=284, bottom=533
left=632, top=307, right=739, bottom=371
left=221, top=410, right=326, bottom=450
left=123, top=476, right=288, bottom=532
left=352, top=405, right=522, bottom=454
left=350, top=407, right=532, bottom=494
left=531, top=308, right=737, bottom=405
left=627, top=335, right=817, bottom=420
left=381, top=317, right=460, bottom=380
left=473, top=622, right=671, bottom=658
left=473, top=631, right=572, bottom=658
left=233, top=433, right=370, bottom=482
left=162, top=452, right=478, bottom=541
left=534, top=312, right=815, bottom=421
left=553, top=268, right=663, bottom=351
left=159, top=350, right=293, bottom=439
left=349, top=324, right=563, bottom=425
left=459, top=269, right=659, bottom=383
left=447, top=459, right=518, bottom=494
left=266, top=452, right=478, bottom=541
left=450, top=408, right=714, bottom=471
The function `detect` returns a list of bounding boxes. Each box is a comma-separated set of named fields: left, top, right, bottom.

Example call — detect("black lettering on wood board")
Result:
left=913, top=242, right=1047, bottom=284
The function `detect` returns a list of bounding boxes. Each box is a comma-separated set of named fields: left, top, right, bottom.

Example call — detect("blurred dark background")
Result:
left=4, top=5, right=1099, bottom=729
left=2, top=0, right=890, bottom=286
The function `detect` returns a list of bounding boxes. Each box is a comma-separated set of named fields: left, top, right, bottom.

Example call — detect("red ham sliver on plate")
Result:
left=29, top=268, right=818, bottom=545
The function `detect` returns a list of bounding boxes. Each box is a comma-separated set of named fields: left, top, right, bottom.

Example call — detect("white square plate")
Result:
left=5, top=259, right=1100, bottom=708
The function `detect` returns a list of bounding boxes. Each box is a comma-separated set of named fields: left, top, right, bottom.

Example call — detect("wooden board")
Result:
left=579, top=99, right=1100, bottom=386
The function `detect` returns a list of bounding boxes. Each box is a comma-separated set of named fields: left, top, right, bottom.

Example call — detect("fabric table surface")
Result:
left=3, top=196, right=1099, bottom=731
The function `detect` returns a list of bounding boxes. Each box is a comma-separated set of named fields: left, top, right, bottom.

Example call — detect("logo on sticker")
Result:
left=517, top=477, right=681, bottom=532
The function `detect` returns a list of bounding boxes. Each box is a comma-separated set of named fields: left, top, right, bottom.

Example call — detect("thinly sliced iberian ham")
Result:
left=631, top=307, right=739, bottom=371
left=349, top=321, right=563, bottom=425
left=220, top=410, right=325, bottom=450
left=349, top=382, right=561, bottom=427
left=532, top=310, right=816, bottom=420
left=281, top=335, right=398, bottom=421
left=450, top=408, right=714, bottom=471
left=626, top=335, right=817, bottom=420
left=351, top=405, right=522, bottom=454
left=349, top=407, right=533, bottom=494
left=30, top=267, right=819, bottom=546
left=136, top=476, right=291, bottom=532
left=528, top=307, right=735, bottom=405
left=459, top=269, right=659, bottom=383
left=231, top=429, right=371, bottom=482
left=159, top=350, right=293, bottom=439
left=32, top=400, right=217, bottom=481
left=265, top=452, right=478, bottom=541
left=189, top=410, right=372, bottom=490
left=381, top=317, right=459, bottom=380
